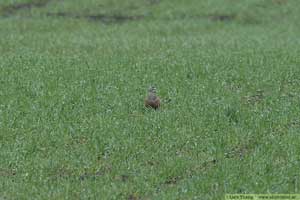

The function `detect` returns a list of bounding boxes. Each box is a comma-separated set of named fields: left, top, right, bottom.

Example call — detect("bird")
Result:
left=145, top=86, right=160, bottom=110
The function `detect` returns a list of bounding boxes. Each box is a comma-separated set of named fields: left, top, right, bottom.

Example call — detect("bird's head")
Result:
left=148, top=86, right=157, bottom=94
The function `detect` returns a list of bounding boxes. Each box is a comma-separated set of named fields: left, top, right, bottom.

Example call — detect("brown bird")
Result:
left=145, top=86, right=160, bottom=110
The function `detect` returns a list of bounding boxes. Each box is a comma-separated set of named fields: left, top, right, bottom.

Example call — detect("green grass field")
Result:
left=1, top=0, right=300, bottom=199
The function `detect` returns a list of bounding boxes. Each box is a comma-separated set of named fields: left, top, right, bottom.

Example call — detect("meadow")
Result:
left=0, top=0, right=300, bottom=199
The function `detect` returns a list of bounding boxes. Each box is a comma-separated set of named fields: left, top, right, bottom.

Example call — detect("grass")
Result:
left=0, top=0, right=300, bottom=199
